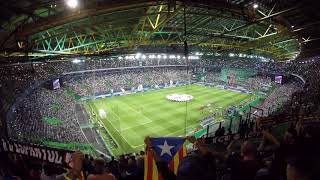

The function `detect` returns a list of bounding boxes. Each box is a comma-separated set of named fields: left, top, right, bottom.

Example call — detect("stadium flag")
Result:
left=144, top=137, right=187, bottom=180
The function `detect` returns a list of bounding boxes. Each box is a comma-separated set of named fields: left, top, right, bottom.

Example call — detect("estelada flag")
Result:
left=144, top=137, right=186, bottom=180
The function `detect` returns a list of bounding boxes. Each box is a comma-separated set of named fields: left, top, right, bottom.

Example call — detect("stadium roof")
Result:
left=0, top=0, right=319, bottom=61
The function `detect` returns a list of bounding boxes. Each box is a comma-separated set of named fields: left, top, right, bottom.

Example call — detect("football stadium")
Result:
left=85, top=84, right=255, bottom=154
left=0, top=0, right=320, bottom=180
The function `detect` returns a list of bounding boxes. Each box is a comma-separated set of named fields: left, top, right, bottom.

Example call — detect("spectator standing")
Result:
left=88, top=158, right=117, bottom=180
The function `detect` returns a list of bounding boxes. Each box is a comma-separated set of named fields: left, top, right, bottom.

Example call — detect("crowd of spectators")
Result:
left=196, top=58, right=287, bottom=73
left=287, top=56, right=320, bottom=115
left=1, top=55, right=320, bottom=180
left=0, top=55, right=292, bottom=115
left=257, top=82, right=301, bottom=117
left=5, top=67, right=193, bottom=150
left=242, top=76, right=272, bottom=92
left=65, top=68, right=190, bottom=96
left=1, top=116, right=320, bottom=180
left=0, top=55, right=286, bottom=104
left=2, top=59, right=305, bottom=151
left=8, top=88, right=86, bottom=144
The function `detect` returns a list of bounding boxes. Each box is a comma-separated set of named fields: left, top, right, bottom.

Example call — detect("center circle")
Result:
left=166, top=93, right=194, bottom=102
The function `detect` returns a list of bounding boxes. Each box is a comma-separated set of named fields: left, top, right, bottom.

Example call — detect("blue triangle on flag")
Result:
left=150, top=137, right=185, bottom=163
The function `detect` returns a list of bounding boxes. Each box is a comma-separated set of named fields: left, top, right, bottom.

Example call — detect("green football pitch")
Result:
left=85, top=84, right=254, bottom=155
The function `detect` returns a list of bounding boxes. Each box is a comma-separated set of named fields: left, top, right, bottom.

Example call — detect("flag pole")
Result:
left=183, top=4, right=189, bottom=136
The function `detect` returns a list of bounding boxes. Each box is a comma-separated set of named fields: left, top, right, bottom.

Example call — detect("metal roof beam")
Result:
left=197, top=6, right=299, bottom=45
left=18, top=0, right=159, bottom=37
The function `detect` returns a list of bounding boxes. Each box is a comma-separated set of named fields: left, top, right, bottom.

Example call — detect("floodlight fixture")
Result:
left=142, top=55, right=147, bottom=59
left=135, top=53, right=142, bottom=59
left=66, top=0, right=78, bottom=8
left=72, top=59, right=81, bottom=63
left=149, top=55, right=156, bottom=59
left=253, top=3, right=258, bottom=9
left=162, top=55, right=167, bottom=59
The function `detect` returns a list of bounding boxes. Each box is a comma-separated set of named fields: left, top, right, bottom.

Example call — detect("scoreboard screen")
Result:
left=52, top=79, right=61, bottom=90
left=275, top=75, right=283, bottom=84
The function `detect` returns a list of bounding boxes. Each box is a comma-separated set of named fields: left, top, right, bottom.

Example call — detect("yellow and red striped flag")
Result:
left=144, top=137, right=187, bottom=180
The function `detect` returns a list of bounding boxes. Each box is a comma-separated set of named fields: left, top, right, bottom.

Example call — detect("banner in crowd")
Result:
left=258, top=115, right=320, bottom=128
left=1, top=139, right=73, bottom=167
left=204, top=131, right=262, bottom=145
left=144, top=137, right=186, bottom=180
left=301, top=116, right=320, bottom=126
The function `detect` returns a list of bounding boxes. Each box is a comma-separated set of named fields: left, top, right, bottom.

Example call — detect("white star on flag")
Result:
left=157, top=140, right=175, bottom=156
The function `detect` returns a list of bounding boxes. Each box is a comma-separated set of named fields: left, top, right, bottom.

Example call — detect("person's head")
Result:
left=177, top=155, right=216, bottom=180
left=140, top=151, right=145, bottom=156
left=284, top=128, right=297, bottom=145
left=93, top=158, right=106, bottom=174
left=136, top=156, right=144, bottom=168
left=120, top=155, right=125, bottom=160
left=89, top=156, right=94, bottom=161
left=43, top=163, right=57, bottom=176
left=255, top=168, right=272, bottom=180
left=286, top=140, right=320, bottom=180
left=128, top=156, right=136, bottom=166
left=241, top=141, right=257, bottom=159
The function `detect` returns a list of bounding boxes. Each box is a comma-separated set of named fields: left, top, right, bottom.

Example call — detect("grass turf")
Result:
left=85, top=84, right=254, bottom=155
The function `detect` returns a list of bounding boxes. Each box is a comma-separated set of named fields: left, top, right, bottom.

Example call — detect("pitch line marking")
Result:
left=93, top=86, right=255, bottom=150
left=122, top=94, right=253, bottom=148
left=114, top=99, right=153, bottom=123
left=92, top=104, right=145, bottom=149
left=121, top=92, right=247, bottom=131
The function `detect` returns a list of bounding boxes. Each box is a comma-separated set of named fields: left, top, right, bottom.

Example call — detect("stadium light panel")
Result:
left=135, top=53, right=142, bottom=59
left=162, top=55, right=167, bottom=59
left=66, top=0, right=78, bottom=8
left=118, top=56, right=123, bottom=60
left=149, top=55, right=156, bottom=59
left=142, top=55, right=146, bottom=59
left=177, top=55, right=181, bottom=59
left=169, top=55, right=175, bottom=59
left=72, top=59, right=81, bottom=63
